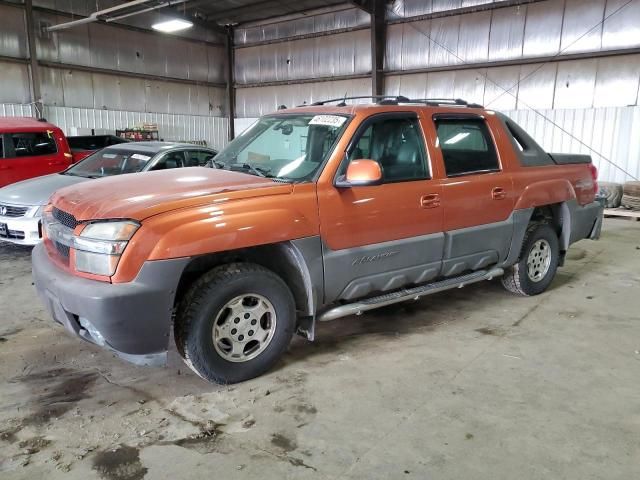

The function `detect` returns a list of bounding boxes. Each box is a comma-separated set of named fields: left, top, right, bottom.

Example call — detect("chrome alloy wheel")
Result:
left=213, top=294, right=277, bottom=362
left=527, top=239, right=552, bottom=282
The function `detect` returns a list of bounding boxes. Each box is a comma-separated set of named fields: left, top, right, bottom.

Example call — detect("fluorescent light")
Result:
left=152, top=19, right=193, bottom=33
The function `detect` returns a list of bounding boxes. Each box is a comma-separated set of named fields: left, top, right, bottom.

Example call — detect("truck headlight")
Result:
left=75, top=221, right=139, bottom=276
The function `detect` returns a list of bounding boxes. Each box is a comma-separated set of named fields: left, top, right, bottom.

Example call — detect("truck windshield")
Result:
left=64, top=149, right=155, bottom=178
left=213, top=114, right=350, bottom=181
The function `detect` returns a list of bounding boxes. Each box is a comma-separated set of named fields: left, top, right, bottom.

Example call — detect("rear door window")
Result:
left=150, top=151, right=185, bottom=170
left=435, top=118, right=499, bottom=177
left=9, top=132, right=58, bottom=157
left=184, top=150, right=215, bottom=167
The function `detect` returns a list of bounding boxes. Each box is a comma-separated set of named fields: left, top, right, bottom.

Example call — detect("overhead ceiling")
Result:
left=176, top=0, right=348, bottom=26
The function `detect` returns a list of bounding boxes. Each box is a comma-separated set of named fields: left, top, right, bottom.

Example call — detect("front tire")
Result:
left=175, top=263, right=296, bottom=384
left=502, top=223, right=560, bottom=296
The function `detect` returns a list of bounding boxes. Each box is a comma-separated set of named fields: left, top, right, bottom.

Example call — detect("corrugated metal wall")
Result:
left=236, top=78, right=372, bottom=117
left=0, top=103, right=229, bottom=150
left=384, top=53, right=640, bottom=109
left=505, top=106, right=640, bottom=183
left=0, top=1, right=229, bottom=147
left=234, top=6, right=370, bottom=45
left=233, top=0, right=640, bottom=116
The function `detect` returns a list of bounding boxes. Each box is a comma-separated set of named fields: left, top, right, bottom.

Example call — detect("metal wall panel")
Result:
left=234, top=7, right=369, bottom=45
left=560, top=0, right=605, bottom=54
left=515, top=62, right=557, bottom=109
left=483, top=65, right=521, bottom=110
left=602, top=0, right=640, bottom=50
left=89, top=23, right=118, bottom=71
left=429, top=16, right=461, bottom=66
left=488, top=5, right=526, bottom=61
left=37, top=64, right=227, bottom=117
left=33, top=0, right=223, bottom=44
left=432, top=0, right=463, bottom=13
left=0, top=62, right=31, bottom=104
left=459, top=11, right=491, bottom=63
left=0, top=103, right=35, bottom=117
left=522, top=1, right=563, bottom=58
left=505, top=106, right=640, bottom=183
left=387, top=53, right=640, bottom=111
left=31, top=10, right=223, bottom=84
left=235, top=30, right=370, bottom=85
left=0, top=4, right=28, bottom=59
left=387, top=0, right=433, bottom=19
left=61, top=70, right=94, bottom=108
left=118, top=76, right=147, bottom=113
left=554, top=59, right=598, bottom=108
left=45, top=105, right=230, bottom=150
left=236, top=78, right=372, bottom=117
left=593, top=55, right=640, bottom=107
left=91, top=72, right=120, bottom=110
left=58, top=22, right=91, bottom=66
left=39, top=67, right=64, bottom=106
left=207, top=45, right=226, bottom=84
left=453, top=69, right=487, bottom=104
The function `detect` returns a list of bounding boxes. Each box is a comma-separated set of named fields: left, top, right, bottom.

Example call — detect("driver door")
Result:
left=317, top=112, right=444, bottom=304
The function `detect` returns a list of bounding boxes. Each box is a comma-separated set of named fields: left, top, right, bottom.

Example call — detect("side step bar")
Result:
left=318, top=267, right=504, bottom=322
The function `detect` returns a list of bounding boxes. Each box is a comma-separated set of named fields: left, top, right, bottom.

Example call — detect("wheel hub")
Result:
left=526, top=239, right=552, bottom=282
left=213, top=294, right=277, bottom=363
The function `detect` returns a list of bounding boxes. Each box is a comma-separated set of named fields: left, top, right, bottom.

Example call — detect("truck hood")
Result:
left=0, top=173, right=90, bottom=207
left=50, top=167, right=292, bottom=221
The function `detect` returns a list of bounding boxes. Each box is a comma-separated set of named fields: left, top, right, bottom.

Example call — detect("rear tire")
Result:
left=175, top=263, right=295, bottom=384
left=502, top=223, right=560, bottom=296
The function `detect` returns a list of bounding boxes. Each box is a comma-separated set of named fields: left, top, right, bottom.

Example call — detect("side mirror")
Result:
left=335, top=159, right=383, bottom=188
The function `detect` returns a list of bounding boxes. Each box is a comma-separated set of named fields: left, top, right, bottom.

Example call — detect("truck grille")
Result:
left=0, top=204, right=29, bottom=217
left=52, top=207, right=80, bottom=229
left=54, top=241, right=70, bottom=259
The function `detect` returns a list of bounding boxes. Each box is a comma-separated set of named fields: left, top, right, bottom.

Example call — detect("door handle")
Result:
left=48, top=161, right=64, bottom=166
left=0, top=165, right=10, bottom=171
left=492, top=187, right=506, bottom=200
left=420, top=193, right=441, bottom=208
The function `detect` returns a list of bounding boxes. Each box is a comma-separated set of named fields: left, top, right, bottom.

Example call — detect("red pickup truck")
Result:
left=0, top=117, right=128, bottom=187
left=32, top=98, right=603, bottom=384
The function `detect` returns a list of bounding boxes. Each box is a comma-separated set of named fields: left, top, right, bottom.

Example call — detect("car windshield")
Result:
left=64, top=149, right=156, bottom=178
left=213, top=113, right=350, bottom=181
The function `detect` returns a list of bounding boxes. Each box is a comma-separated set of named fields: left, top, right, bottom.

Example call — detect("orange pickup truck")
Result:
left=32, top=98, right=603, bottom=383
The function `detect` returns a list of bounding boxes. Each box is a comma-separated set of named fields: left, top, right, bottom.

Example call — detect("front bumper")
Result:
left=32, top=243, right=190, bottom=366
left=0, top=214, right=41, bottom=246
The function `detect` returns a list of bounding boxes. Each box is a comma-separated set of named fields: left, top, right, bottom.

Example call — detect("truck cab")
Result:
left=0, top=118, right=72, bottom=188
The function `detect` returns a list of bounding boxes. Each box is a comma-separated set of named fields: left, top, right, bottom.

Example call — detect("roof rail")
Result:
left=296, top=96, right=483, bottom=108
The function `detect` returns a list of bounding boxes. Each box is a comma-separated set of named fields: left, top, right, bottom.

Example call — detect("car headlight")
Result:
left=74, top=221, right=140, bottom=276
left=29, top=206, right=43, bottom=218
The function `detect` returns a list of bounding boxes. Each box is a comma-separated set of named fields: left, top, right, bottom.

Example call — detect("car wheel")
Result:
left=502, top=222, right=560, bottom=296
left=175, top=263, right=295, bottom=384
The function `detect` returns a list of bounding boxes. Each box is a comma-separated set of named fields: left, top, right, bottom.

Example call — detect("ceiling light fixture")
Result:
left=151, top=19, right=193, bottom=33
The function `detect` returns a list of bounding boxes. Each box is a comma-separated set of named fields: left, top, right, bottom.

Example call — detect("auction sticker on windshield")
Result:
left=309, top=115, right=347, bottom=127
left=131, top=154, right=151, bottom=161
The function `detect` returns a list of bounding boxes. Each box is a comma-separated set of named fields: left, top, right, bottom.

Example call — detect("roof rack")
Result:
left=296, top=96, right=483, bottom=108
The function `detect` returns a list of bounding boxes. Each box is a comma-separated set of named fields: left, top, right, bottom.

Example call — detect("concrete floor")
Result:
left=0, top=219, right=638, bottom=479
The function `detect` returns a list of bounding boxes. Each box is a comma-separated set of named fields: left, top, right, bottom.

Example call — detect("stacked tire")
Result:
left=621, top=181, right=640, bottom=211
left=598, top=182, right=623, bottom=208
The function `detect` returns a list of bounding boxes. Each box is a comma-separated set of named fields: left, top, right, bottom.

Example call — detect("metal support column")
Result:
left=25, top=0, right=43, bottom=117
left=370, top=0, right=386, bottom=97
left=225, top=26, right=236, bottom=141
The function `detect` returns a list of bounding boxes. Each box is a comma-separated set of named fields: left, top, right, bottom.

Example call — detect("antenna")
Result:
left=337, top=92, right=348, bottom=107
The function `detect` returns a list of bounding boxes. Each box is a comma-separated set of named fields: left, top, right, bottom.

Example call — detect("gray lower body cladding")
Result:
left=31, top=244, right=190, bottom=366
